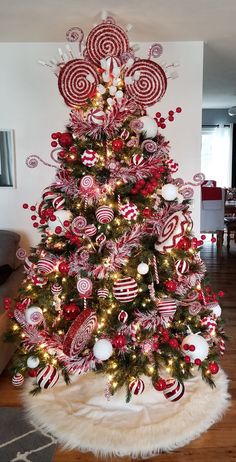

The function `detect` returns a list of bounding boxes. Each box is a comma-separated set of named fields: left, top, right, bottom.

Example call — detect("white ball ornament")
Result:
left=139, top=116, right=158, bottom=139
left=161, top=184, right=178, bottom=201
left=208, top=301, right=222, bottom=318
left=25, top=306, right=43, bottom=325
left=48, top=210, right=72, bottom=235
left=93, top=339, right=113, bottom=361
left=181, top=333, right=209, bottom=361
left=137, top=262, right=149, bottom=275
left=27, top=356, right=40, bottom=369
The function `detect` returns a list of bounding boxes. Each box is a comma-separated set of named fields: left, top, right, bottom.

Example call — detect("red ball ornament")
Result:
left=63, top=303, right=80, bottom=321
left=208, top=361, right=219, bottom=374
left=176, top=237, right=191, bottom=250
left=176, top=107, right=182, bottom=113
left=194, top=358, right=202, bottom=366
left=58, top=132, right=73, bottom=148
left=112, top=333, right=127, bottom=349
left=58, top=261, right=69, bottom=274
left=51, top=141, right=58, bottom=148
left=168, top=338, right=179, bottom=349
left=153, top=378, right=167, bottom=391
left=22, top=203, right=29, bottom=209
left=164, top=280, right=177, bottom=292
left=28, top=368, right=38, bottom=377
left=112, top=139, right=124, bottom=152
left=129, top=378, right=145, bottom=395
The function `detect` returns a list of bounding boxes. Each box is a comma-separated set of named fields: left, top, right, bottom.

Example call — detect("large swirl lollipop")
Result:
left=58, top=59, right=99, bottom=107
left=63, top=309, right=97, bottom=357
left=85, top=22, right=129, bottom=65
left=125, top=59, right=167, bottom=107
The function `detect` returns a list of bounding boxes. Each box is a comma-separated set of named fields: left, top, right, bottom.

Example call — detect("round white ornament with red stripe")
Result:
left=96, top=206, right=114, bottom=224
left=113, top=277, right=138, bottom=303
left=120, top=203, right=138, bottom=221
left=163, top=378, right=185, bottom=402
left=87, top=109, right=105, bottom=125
left=37, top=254, right=57, bottom=275
left=84, top=224, right=97, bottom=236
left=201, top=316, right=217, bottom=335
left=132, top=153, right=144, bottom=166
left=207, top=301, right=222, bottom=318
left=36, top=365, right=59, bottom=389
left=52, top=196, right=65, bottom=210
left=175, top=260, right=189, bottom=275
left=156, top=298, right=177, bottom=320
left=81, top=149, right=98, bottom=167
left=118, top=310, right=128, bottom=323
left=97, top=288, right=109, bottom=299
left=51, top=283, right=62, bottom=296
left=25, top=306, right=43, bottom=325
left=12, top=373, right=24, bottom=387
left=129, top=378, right=145, bottom=395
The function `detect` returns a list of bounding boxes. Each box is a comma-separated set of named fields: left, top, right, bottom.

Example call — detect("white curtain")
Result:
left=201, top=125, right=232, bottom=187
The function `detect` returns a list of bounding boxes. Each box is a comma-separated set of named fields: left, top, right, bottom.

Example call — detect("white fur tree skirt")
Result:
left=22, top=369, right=230, bottom=458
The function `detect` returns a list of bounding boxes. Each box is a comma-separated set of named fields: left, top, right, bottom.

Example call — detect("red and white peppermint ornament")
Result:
left=12, top=373, right=24, bottom=387
left=84, top=224, right=97, bottom=236
left=201, top=316, right=217, bottom=334
left=85, top=22, right=129, bottom=66
left=96, top=233, right=106, bottom=244
left=132, top=153, right=144, bottom=166
left=77, top=278, right=93, bottom=297
left=36, top=365, right=59, bottom=389
left=156, top=298, right=177, bottom=321
left=118, top=310, right=128, bottom=323
left=63, top=308, right=97, bottom=357
left=81, top=149, right=98, bottom=167
left=87, top=108, right=105, bottom=125
left=125, top=59, right=167, bottom=107
left=175, top=260, right=189, bottom=275
left=52, top=196, right=65, bottom=210
left=113, top=277, right=138, bottom=303
left=120, top=129, right=130, bottom=140
left=58, top=59, right=99, bottom=107
left=71, top=216, right=87, bottom=235
left=97, top=288, right=109, bottom=299
left=51, top=283, right=62, bottom=296
left=37, top=254, right=57, bottom=275
left=129, top=378, right=145, bottom=395
left=24, top=257, right=35, bottom=273
left=42, top=189, right=57, bottom=202
left=25, top=306, right=43, bottom=325
left=155, top=211, right=191, bottom=253
left=163, top=378, right=185, bottom=402
left=96, top=206, right=114, bottom=224
left=120, top=203, right=138, bottom=221
left=80, top=174, right=95, bottom=190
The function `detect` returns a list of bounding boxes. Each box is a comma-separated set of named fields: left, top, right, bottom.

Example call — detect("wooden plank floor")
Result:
left=0, top=238, right=235, bottom=461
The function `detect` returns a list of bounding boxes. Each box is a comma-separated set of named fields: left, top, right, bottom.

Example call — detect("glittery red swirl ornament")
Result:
left=155, top=211, right=191, bottom=253
left=85, top=22, right=129, bottom=66
left=63, top=308, right=97, bottom=357
left=58, top=59, right=99, bottom=107
left=125, top=59, right=167, bottom=107
left=129, top=378, right=145, bottom=395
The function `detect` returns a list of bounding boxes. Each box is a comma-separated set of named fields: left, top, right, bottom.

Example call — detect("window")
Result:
left=201, top=125, right=232, bottom=187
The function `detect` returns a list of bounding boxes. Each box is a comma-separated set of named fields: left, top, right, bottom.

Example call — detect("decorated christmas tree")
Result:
left=6, top=16, right=227, bottom=416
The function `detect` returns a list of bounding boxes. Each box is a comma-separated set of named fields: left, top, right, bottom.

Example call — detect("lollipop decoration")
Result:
left=66, top=27, right=84, bottom=54
left=85, top=21, right=129, bottom=66
left=63, top=308, right=97, bottom=357
left=58, top=59, right=99, bottom=107
left=77, top=278, right=93, bottom=298
left=125, top=59, right=167, bottom=107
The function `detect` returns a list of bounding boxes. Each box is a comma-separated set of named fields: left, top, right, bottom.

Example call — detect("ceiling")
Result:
left=1, top=0, right=236, bottom=109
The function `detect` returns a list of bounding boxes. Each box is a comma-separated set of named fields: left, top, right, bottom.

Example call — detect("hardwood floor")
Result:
left=1, top=237, right=236, bottom=462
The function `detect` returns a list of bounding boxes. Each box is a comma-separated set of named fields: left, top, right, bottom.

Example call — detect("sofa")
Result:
left=0, top=230, right=24, bottom=374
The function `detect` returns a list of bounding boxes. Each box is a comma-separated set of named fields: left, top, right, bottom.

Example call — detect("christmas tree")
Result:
left=7, top=17, right=226, bottom=403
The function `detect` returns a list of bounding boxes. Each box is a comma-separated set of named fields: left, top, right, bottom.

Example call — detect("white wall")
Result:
left=0, top=42, right=203, bottom=250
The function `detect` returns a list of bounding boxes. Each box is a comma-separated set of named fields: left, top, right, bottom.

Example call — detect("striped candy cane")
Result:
left=152, top=255, right=159, bottom=284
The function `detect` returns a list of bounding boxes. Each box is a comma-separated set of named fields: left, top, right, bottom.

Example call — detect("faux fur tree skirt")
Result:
left=22, top=369, right=230, bottom=458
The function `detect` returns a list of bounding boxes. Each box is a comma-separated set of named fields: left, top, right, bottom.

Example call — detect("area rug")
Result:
left=22, top=369, right=230, bottom=458
left=0, top=407, right=57, bottom=462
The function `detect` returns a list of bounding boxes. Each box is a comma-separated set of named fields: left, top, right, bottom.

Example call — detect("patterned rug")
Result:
left=0, top=407, right=57, bottom=462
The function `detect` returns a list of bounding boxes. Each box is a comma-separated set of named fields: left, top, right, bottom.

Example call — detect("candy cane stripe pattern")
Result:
left=129, top=378, right=145, bottom=395
left=97, top=288, right=109, bottom=298
left=63, top=308, right=97, bottom=357
left=85, top=22, right=129, bottom=66
left=125, top=59, right=167, bottom=107
left=81, top=150, right=98, bottom=167
left=58, top=59, right=99, bottom=107
left=87, top=108, right=105, bottom=125
left=163, top=378, right=185, bottom=402
left=84, top=224, right=97, bottom=236
left=37, top=254, right=57, bottom=274
left=36, top=365, right=59, bottom=389
left=113, top=277, right=138, bottom=303
left=77, top=278, right=93, bottom=297
left=12, top=373, right=24, bottom=387
left=96, top=206, right=114, bottom=224
left=175, top=259, right=189, bottom=275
